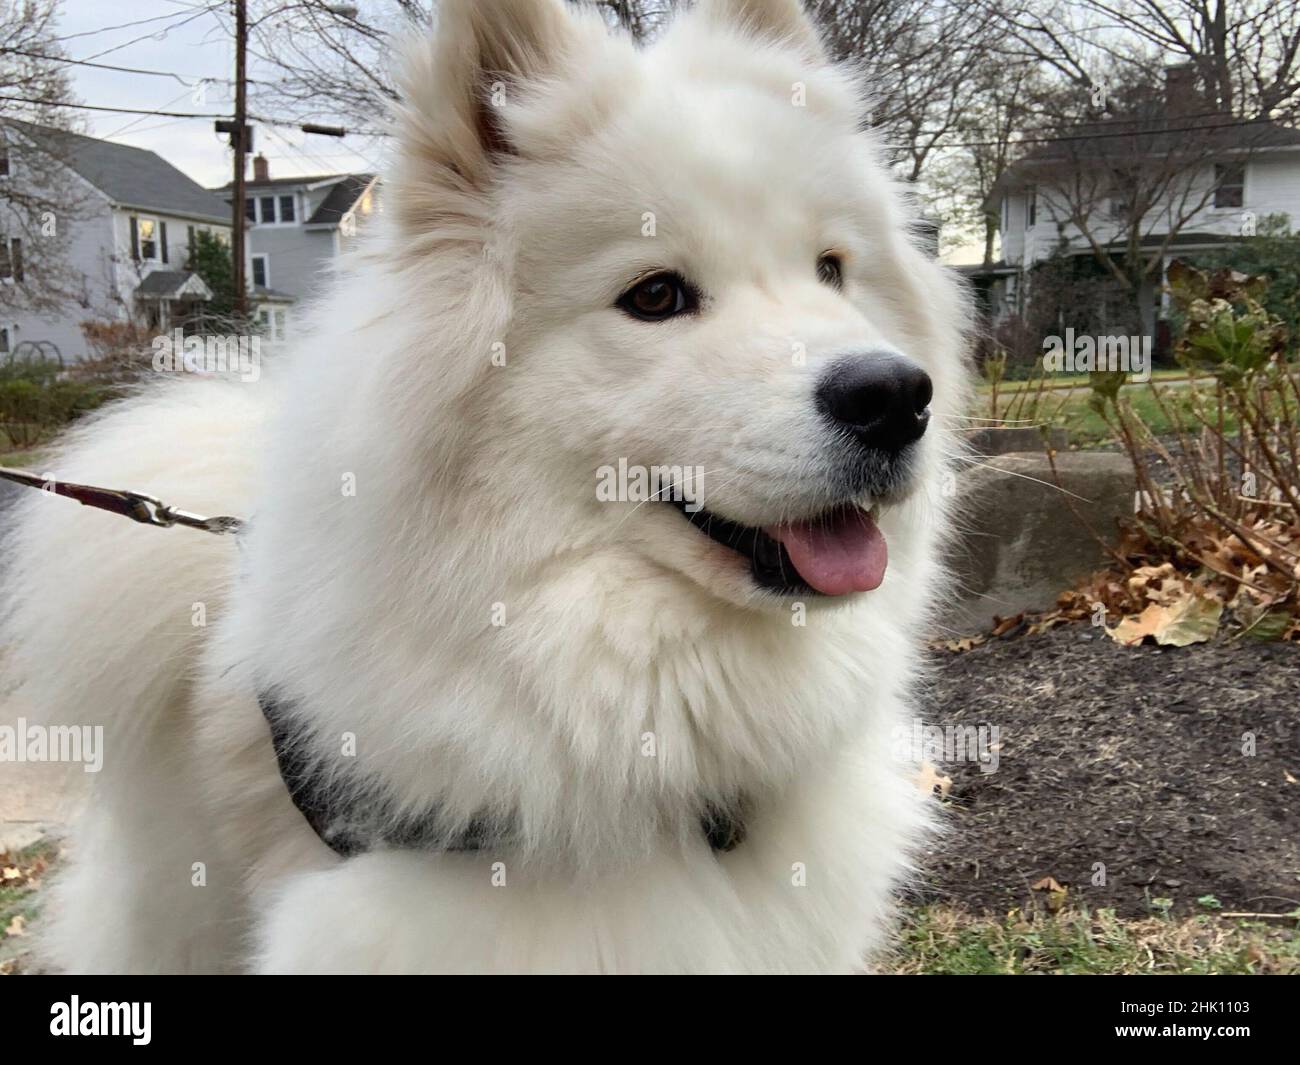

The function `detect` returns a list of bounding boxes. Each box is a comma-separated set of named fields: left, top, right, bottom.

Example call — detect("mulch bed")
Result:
left=916, top=623, right=1300, bottom=918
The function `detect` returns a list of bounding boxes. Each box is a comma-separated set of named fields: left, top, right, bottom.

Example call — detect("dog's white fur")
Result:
left=2, top=0, right=969, bottom=973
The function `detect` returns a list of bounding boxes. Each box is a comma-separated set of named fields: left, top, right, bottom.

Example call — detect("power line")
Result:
left=263, top=121, right=384, bottom=176
left=103, top=87, right=199, bottom=140
left=883, top=114, right=1293, bottom=152
left=0, top=46, right=255, bottom=86
left=0, top=94, right=386, bottom=137
left=41, top=7, right=215, bottom=46
left=10, top=88, right=1281, bottom=155
left=0, top=95, right=227, bottom=120
left=77, top=5, right=225, bottom=66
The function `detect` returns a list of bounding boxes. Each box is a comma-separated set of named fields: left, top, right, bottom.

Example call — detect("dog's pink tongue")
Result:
left=766, top=510, right=887, bottom=596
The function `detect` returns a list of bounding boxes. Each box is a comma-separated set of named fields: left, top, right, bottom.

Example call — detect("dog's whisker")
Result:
left=949, top=455, right=1093, bottom=501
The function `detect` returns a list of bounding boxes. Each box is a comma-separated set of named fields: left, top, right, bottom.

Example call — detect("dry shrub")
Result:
left=1057, top=261, right=1299, bottom=640
left=78, top=319, right=159, bottom=381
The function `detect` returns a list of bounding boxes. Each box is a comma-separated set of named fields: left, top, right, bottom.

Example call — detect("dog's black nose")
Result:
left=816, top=352, right=932, bottom=451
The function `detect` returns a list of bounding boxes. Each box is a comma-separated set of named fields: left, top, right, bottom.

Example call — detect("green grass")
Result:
left=0, top=426, right=51, bottom=469
left=974, top=376, right=1236, bottom=445
left=0, top=448, right=48, bottom=469
left=987, top=367, right=1190, bottom=392
left=885, top=903, right=1300, bottom=975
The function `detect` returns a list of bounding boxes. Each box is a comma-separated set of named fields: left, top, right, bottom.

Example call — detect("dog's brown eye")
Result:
left=618, top=272, right=697, bottom=321
left=817, top=253, right=843, bottom=289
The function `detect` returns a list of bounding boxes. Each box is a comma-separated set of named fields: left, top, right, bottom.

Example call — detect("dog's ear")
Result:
left=697, top=0, right=826, bottom=60
left=395, top=0, right=579, bottom=193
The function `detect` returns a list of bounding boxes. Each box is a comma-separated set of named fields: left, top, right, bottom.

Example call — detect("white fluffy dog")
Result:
left=2, top=0, right=969, bottom=973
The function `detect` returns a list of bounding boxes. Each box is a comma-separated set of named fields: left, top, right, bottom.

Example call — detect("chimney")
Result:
left=1164, top=63, right=1199, bottom=118
left=252, top=153, right=269, bottom=182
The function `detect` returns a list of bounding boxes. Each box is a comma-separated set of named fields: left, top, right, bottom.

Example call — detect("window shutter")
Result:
left=160, top=221, right=169, bottom=263
left=130, top=216, right=140, bottom=261
left=10, top=238, right=22, bottom=282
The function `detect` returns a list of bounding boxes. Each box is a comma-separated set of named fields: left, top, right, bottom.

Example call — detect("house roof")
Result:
left=1021, top=115, right=1300, bottom=166
left=236, top=174, right=342, bottom=189
left=955, top=261, right=1019, bottom=278
left=135, top=270, right=214, bottom=301
left=1102, top=231, right=1242, bottom=251
left=210, top=171, right=376, bottom=229
left=305, top=174, right=375, bottom=226
left=4, top=120, right=230, bottom=224
left=252, top=284, right=295, bottom=304
left=988, top=113, right=1300, bottom=207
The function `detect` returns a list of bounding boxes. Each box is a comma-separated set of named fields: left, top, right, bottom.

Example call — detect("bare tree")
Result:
left=917, top=52, right=1050, bottom=262
left=589, top=0, right=682, bottom=38
left=0, top=0, right=72, bottom=111
left=989, top=0, right=1300, bottom=123
left=243, top=0, right=679, bottom=140
left=0, top=0, right=95, bottom=320
left=239, top=1, right=428, bottom=134
left=806, top=0, right=1003, bottom=182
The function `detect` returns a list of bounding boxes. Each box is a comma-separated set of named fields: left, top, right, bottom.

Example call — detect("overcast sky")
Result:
left=52, top=1, right=389, bottom=188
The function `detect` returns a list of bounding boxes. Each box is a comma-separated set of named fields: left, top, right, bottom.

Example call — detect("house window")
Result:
left=1026, top=186, right=1037, bottom=227
left=1214, top=163, right=1245, bottom=208
left=279, top=194, right=295, bottom=222
left=259, top=196, right=276, bottom=223
left=257, top=307, right=288, bottom=341
left=251, top=254, right=268, bottom=289
left=245, top=197, right=256, bottom=222
left=0, top=237, right=22, bottom=282
left=1108, top=168, right=1139, bottom=221
left=138, top=218, right=159, bottom=261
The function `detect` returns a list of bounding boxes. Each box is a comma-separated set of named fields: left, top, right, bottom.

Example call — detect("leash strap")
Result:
left=0, top=465, right=245, bottom=535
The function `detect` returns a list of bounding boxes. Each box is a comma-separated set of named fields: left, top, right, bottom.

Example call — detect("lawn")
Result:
left=0, top=427, right=50, bottom=469
left=885, top=903, right=1300, bottom=975
left=975, top=374, right=1234, bottom=445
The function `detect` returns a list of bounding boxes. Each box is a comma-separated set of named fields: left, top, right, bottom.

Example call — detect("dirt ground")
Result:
left=918, top=623, right=1300, bottom=918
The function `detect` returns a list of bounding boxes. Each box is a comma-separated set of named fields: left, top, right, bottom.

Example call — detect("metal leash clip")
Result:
left=0, top=465, right=246, bottom=536
left=130, top=491, right=247, bottom=536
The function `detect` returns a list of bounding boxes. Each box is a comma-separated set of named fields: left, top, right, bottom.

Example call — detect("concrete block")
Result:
left=942, top=451, right=1134, bottom=633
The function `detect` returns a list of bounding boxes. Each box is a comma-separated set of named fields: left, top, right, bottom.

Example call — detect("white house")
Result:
left=212, top=154, right=380, bottom=341
left=977, top=65, right=1300, bottom=336
left=0, top=121, right=233, bottom=361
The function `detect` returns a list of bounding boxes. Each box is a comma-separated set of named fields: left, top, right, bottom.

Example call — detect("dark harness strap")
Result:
left=258, top=692, right=747, bottom=858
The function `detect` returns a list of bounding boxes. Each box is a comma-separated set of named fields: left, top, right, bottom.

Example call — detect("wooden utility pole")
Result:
left=231, top=0, right=248, bottom=319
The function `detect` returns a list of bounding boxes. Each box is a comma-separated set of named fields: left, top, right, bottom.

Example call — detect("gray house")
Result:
left=0, top=121, right=232, bottom=361
left=213, top=155, right=380, bottom=341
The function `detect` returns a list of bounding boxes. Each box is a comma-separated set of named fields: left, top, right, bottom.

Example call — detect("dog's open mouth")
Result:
left=669, top=499, right=887, bottom=596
